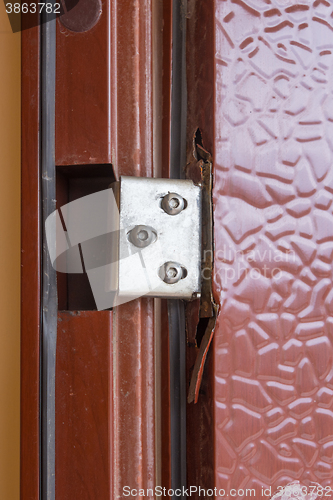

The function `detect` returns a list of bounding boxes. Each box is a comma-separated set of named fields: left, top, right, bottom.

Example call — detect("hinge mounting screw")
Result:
left=161, top=193, right=185, bottom=215
left=129, top=225, right=156, bottom=248
left=160, top=261, right=187, bottom=284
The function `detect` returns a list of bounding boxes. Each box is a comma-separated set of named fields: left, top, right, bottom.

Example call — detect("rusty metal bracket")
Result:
left=186, top=130, right=218, bottom=404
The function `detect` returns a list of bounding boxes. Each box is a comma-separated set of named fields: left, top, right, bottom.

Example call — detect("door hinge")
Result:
left=109, top=176, right=202, bottom=300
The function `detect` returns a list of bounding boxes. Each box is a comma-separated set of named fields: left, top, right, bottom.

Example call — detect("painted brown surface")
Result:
left=112, top=300, right=156, bottom=495
left=55, top=0, right=110, bottom=166
left=110, top=1, right=153, bottom=178
left=161, top=0, right=172, bottom=180
left=21, top=21, right=40, bottom=500
left=55, top=311, right=112, bottom=499
left=109, top=0, right=158, bottom=495
left=213, top=1, right=333, bottom=497
left=55, top=0, right=158, bottom=497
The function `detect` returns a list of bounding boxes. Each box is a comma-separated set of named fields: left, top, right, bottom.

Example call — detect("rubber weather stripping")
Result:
left=168, top=0, right=187, bottom=497
left=40, top=7, right=57, bottom=500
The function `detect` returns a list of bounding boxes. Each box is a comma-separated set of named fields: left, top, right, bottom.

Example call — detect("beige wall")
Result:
left=0, top=5, right=20, bottom=500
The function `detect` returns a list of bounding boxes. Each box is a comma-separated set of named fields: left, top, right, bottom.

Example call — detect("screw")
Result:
left=129, top=225, right=156, bottom=248
left=138, top=229, right=149, bottom=241
left=161, top=193, right=185, bottom=215
left=160, top=261, right=186, bottom=284
left=169, top=198, right=179, bottom=209
left=167, top=267, right=178, bottom=279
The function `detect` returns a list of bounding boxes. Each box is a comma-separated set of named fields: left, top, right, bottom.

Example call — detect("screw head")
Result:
left=129, top=225, right=156, bottom=248
left=161, top=193, right=185, bottom=215
left=160, top=261, right=186, bottom=284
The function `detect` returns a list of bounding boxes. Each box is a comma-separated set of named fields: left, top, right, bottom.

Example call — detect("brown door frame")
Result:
left=21, top=19, right=41, bottom=500
left=21, top=1, right=174, bottom=498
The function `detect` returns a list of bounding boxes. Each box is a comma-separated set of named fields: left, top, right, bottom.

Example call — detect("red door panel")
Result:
left=212, top=1, right=333, bottom=496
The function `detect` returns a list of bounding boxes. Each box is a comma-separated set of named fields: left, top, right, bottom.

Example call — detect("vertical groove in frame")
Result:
left=186, top=0, right=215, bottom=493
left=168, top=300, right=187, bottom=496
left=160, top=0, right=173, bottom=490
left=153, top=0, right=164, bottom=487
left=169, top=0, right=187, bottom=497
left=110, top=0, right=118, bottom=172
left=40, top=8, right=57, bottom=500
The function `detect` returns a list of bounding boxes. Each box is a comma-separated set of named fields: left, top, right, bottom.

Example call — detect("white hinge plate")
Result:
left=110, top=176, right=202, bottom=300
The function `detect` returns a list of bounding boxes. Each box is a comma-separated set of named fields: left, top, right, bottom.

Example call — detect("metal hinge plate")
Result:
left=110, top=176, right=202, bottom=300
